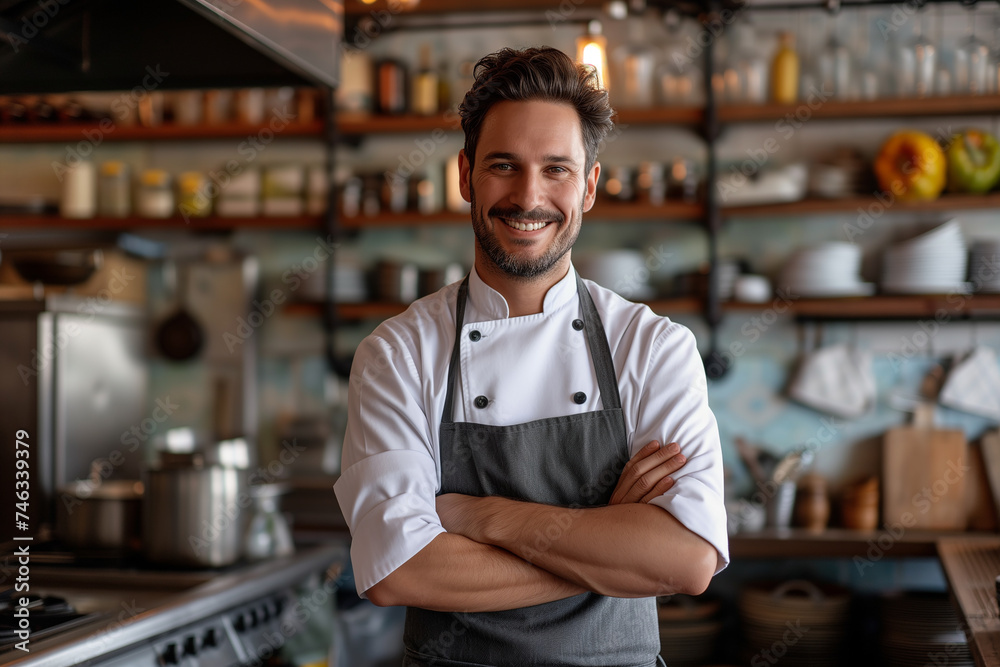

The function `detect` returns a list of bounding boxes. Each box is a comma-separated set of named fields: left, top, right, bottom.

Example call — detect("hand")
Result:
left=609, top=440, right=686, bottom=505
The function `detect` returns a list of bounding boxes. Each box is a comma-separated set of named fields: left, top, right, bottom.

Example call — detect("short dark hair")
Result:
left=458, top=46, right=615, bottom=174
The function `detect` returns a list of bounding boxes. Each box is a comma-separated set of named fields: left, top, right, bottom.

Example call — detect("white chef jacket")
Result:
left=334, top=264, right=729, bottom=597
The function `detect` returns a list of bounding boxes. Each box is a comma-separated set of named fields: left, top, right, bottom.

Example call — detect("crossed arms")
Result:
left=367, top=440, right=719, bottom=612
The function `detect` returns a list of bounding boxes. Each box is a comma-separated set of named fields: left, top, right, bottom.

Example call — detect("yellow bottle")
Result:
left=771, top=31, right=799, bottom=104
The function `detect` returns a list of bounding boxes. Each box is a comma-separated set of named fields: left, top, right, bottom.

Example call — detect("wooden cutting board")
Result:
left=882, top=425, right=968, bottom=530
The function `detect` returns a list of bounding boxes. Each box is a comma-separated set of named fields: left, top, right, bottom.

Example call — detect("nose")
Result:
left=507, top=170, right=546, bottom=212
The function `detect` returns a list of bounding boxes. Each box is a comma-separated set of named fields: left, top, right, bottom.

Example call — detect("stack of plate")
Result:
left=739, top=580, right=851, bottom=667
left=881, top=220, right=970, bottom=294
left=657, top=596, right=723, bottom=666
left=779, top=242, right=874, bottom=297
left=969, top=239, right=1000, bottom=292
left=881, top=592, right=972, bottom=666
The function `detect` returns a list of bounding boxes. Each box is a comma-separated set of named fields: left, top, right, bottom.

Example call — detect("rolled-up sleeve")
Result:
left=333, top=335, right=445, bottom=597
left=633, top=324, right=730, bottom=574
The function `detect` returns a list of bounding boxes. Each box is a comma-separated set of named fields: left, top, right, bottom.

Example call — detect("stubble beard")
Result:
left=470, top=185, right=582, bottom=281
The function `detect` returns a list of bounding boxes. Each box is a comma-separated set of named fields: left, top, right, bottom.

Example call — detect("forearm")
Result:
left=366, top=531, right=586, bottom=612
left=466, top=498, right=716, bottom=598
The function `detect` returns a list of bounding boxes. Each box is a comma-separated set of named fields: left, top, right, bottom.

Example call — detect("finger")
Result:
left=620, top=440, right=660, bottom=476
left=626, top=442, right=681, bottom=481
left=618, top=452, right=686, bottom=504
left=639, top=474, right=676, bottom=504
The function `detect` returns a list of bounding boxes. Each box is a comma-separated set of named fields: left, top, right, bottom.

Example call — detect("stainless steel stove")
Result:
left=0, top=542, right=347, bottom=667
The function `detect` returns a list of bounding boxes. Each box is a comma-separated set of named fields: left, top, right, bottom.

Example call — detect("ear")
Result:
left=458, top=149, right=472, bottom=203
left=583, top=161, right=600, bottom=213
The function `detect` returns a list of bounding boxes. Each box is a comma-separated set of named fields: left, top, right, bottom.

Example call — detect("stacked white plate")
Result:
left=880, top=592, right=972, bottom=666
left=969, top=239, right=1000, bottom=292
left=881, top=220, right=970, bottom=294
left=779, top=242, right=875, bottom=297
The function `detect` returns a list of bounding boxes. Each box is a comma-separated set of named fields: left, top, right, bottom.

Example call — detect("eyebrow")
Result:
left=482, top=151, right=579, bottom=165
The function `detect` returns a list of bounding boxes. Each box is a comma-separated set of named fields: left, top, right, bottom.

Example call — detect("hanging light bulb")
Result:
left=577, top=20, right=609, bottom=90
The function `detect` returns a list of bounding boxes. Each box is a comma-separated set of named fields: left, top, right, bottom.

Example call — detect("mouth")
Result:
left=498, top=217, right=551, bottom=232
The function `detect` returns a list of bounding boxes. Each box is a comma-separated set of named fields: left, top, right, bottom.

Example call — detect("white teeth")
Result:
left=502, top=218, right=548, bottom=232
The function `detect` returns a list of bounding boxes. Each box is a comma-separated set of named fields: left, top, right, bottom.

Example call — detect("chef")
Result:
left=334, top=46, right=729, bottom=667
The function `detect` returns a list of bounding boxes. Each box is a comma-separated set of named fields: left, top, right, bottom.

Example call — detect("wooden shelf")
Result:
left=731, top=528, right=1000, bottom=559
left=0, top=214, right=323, bottom=231
left=0, top=121, right=325, bottom=143
left=341, top=201, right=703, bottom=228
left=345, top=0, right=605, bottom=14
left=726, top=294, right=1000, bottom=319
left=719, top=93, right=1000, bottom=123
left=724, top=191, right=1000, bottom=218
left=287, top=297, right=703, bottom=321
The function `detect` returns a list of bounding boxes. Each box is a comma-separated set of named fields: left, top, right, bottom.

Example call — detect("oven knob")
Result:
left=183, top=635, right=198, bottom=657
left=203, top=627, right=218, bottom=648
left=259, top=604, right=271, bottom=622
left=248, top=608, right=259, bottom=629
left=160, top=643, right=180, bottom=665
left=233, top=614, right=246, bottom=633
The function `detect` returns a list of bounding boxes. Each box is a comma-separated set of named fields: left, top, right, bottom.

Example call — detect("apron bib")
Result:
left=402, top=275, right=660, bottom=667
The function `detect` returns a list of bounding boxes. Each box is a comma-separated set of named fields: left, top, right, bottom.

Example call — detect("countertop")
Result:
left=938, top=536, right=1000, bottom=667
left=0, top=540, right=349, bottom=666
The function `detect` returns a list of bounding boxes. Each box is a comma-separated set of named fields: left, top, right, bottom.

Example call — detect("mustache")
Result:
left=488, top=205, right=564, bottom=224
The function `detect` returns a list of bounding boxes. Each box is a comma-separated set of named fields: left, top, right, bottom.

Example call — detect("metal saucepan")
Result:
left=142, top=452, right=247, bottom=568
left=56, top=476, right=144, bottom=554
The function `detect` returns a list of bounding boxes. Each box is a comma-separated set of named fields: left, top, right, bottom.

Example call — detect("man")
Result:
left=334, top=46, right=728, bottom=667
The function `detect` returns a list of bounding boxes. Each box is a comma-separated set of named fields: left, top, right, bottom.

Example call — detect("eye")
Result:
left=491, top=163, right=514, bottom=171
left=547, top=166, right=568, bottom=174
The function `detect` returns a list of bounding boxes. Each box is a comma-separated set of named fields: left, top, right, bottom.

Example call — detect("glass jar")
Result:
left=98, top=161, right=131, bottom=218
left=136, top=169, right=175, bottom=218
left=176, top=172, right=212, bottom=218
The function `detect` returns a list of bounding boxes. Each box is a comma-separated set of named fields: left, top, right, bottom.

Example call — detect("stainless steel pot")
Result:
left=56, top=478, right=144, bottom=553
left=143, top=453, right=248, bottom=568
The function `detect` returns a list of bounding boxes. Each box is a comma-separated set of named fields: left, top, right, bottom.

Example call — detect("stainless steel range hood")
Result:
left=175, top=0, right=343, bottom=88
left=0, top=0, right=342, bottom=94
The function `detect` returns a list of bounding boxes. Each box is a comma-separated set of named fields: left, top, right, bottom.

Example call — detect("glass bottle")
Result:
left=411, top=43, right=438, bottom=116
left=612, top=13, right=656, bottom=109
left=771, top=31, right=799, bottom=104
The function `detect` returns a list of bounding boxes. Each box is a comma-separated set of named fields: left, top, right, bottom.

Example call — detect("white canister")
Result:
left=136, top=169, right=175, bottom=218
left=61, top=161, right=97, bottom=218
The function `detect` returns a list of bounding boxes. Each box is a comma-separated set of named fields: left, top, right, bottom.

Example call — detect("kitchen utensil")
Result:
left=155, top=261, right=204, bottom=362
left=243, top=483, right=294, bottom=561
left=882, top=425, right=968, bottom=529
left=143, top=451, right=248, bottom=567
left=939, top=347, right=1000, bottom=420
left=56, top=465, right=144, bottom=554
left=10, top=248, right=103, bottom=286
left=788, top=343, right=876, bottom=418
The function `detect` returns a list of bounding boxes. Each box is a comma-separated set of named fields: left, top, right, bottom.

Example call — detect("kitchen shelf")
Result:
left=287, top=297, right=704, bottom=321
left=724, top=192, right=1000, bottom=219
left=336, top=106, right=703, bottom=135
left=719, top=93, right=1000, bottom=123
left=344, top=0, right=606, bottom=14
left=0, top=120, right=325, bottom=143
left=0, top=214, right=323, bottom=231
left=730, top=527, right=1000, bottom=559
left=725, top=294, right=1000, bottom=319
left=342, top=200, right=704, bottom=228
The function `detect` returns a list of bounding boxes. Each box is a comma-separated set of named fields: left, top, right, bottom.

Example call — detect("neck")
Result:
left=473, top=253, right=570, bottom=318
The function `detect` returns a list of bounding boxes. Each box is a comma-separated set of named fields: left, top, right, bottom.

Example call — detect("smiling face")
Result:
left=459, top=99, right=600, bottom=284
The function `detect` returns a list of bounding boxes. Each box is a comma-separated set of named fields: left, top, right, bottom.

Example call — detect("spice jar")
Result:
left=176, top=172, right=212, bottom=218
left=136, top=169, right=175, bottom=218
left=795, top=473, right=830, bottom=533
left=841, top=476, right=879, bottom=530
left=61, top=160, right=97, bottom=219
left=98, top=161, right=132, bottom=218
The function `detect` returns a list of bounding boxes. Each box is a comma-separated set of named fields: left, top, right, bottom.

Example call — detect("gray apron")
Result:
left=402, top=274, right=661, bottom=667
